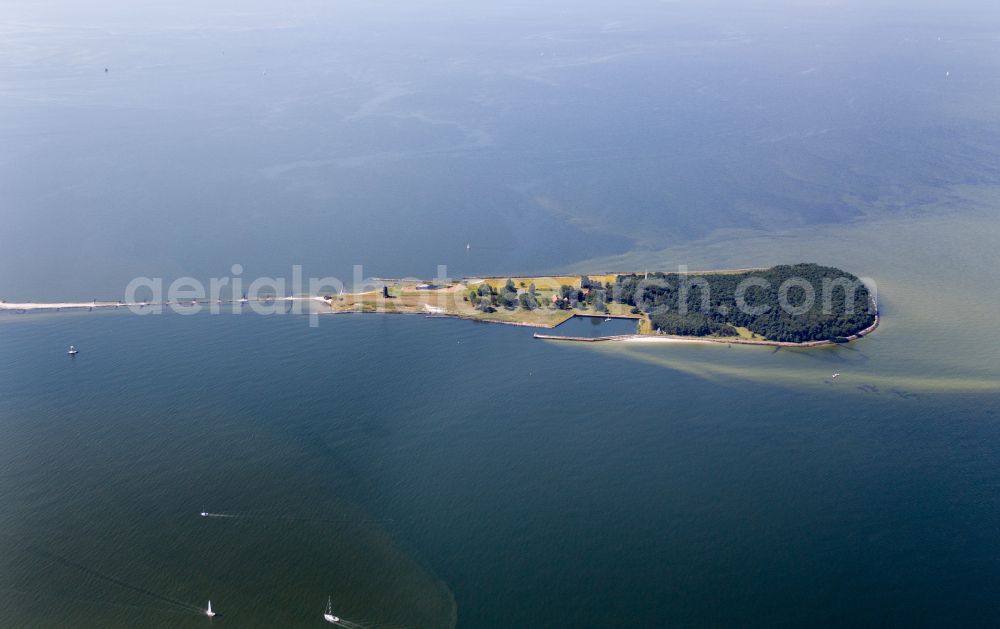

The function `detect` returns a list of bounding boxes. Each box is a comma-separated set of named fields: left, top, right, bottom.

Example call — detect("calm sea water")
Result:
left=1, top=304, right=998, bottom=627
left=547, top=315, right=638, bottom=338
left=3, top=0, right=1000, bottom=299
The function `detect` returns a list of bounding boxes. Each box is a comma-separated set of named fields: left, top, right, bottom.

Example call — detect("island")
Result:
left=328, top=263, right=878, bottom=347
left=0, top=264, right=878, bottom=347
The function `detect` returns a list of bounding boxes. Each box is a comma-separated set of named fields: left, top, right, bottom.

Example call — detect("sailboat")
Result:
left=67, top=345, right=79, bottom=356
left=206, top=600, right=215, bottom=617
left=323, top=596, right=340, bottom=623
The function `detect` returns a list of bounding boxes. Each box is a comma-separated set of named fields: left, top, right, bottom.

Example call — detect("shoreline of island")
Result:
left=1, top=265, right=879, bottom=348
left=0, top=300, right=879, bottom=348
left=534, top=311, right=879, bottom=347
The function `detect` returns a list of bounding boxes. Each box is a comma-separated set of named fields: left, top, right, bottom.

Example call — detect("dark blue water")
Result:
left=2, top=311, right=999, bottom=627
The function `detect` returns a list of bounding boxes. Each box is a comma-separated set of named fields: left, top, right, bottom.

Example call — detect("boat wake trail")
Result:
left=0, top=586, right=193, bottom=616
left=33, top=547, right=205, bottom=615
left=199, top=511, right=394, bottom=525
left=334, top=617, right=411, bottom=629
left=331, top=619, right=369, bottom=629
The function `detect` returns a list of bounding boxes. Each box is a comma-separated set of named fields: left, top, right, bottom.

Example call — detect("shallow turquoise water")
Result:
left=1, top=308, right=998, bottom=627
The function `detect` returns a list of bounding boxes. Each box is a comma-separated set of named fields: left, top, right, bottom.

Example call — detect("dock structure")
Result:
left=533, top=334, right=635, bottom=342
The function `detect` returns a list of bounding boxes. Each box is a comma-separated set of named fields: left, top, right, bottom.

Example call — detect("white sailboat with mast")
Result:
left=323, top=595, right=340, bottom=623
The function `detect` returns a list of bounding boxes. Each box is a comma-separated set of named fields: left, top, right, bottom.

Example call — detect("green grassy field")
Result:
left=324, top=276, right=648, bottom=330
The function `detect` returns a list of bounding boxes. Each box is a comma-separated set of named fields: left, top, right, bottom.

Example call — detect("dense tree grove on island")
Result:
left=610, top=264, right=875, bottom=342
left=649, top=311, right=738, bottom=337
left=470, top=279, right=543, bottom=312
left=496, top=278, right=518, bottom=309
left=554, top=284, right=582, bottom=310
left=471, top=282, right=496, bottom=312
left=519, top=283, right=539, bottom=310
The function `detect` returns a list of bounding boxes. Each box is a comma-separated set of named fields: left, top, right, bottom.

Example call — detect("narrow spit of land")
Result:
left=0, top=296, right=331, bottom=311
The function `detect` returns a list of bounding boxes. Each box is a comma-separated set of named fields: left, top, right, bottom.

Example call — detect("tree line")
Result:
left=462, top=264, right=874, bottom=343
left=608, top=264, right=875, bottom=342
left=468, top=279, right=539, bottom=313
